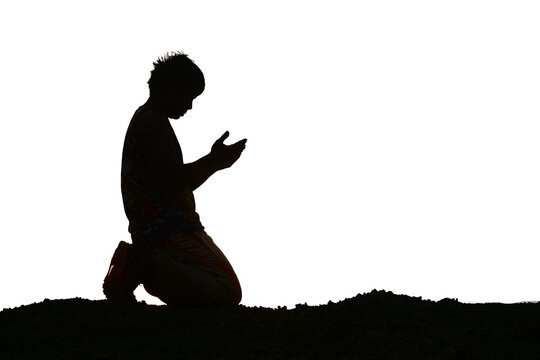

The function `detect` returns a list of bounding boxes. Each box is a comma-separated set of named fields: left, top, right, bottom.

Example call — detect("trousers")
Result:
left=142, top=231, right=242, bottom=306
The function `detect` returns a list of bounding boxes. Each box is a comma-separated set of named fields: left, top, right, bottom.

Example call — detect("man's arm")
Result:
left=183, top=131, right=247, bottom=190
left=136, top=111, right=246, bottom=192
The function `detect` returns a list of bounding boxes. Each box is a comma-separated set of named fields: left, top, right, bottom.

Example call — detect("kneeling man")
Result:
left=103, top=52, right=246, bottom=306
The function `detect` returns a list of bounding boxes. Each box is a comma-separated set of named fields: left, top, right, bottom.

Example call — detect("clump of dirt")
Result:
left=1, top=290, right=539, bottom=359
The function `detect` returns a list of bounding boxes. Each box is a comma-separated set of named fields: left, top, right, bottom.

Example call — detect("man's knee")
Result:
left=229, top=283, right=242, bottom=306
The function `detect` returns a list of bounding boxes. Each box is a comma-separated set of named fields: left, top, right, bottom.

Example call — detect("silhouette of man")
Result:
left=103, top=52, right=246, bottom=306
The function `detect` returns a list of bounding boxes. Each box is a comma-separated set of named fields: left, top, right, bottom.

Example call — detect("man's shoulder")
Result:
left=136, top=108, right=169, bottom=125
left=132, top=108, right=174, bottom=147
left=134, top=108, right=172, bottom=133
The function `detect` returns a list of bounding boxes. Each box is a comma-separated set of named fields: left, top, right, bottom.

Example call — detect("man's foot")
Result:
left=103, top=241, right=138, bottom=303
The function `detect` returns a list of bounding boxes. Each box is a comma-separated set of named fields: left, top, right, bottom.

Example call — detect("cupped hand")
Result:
left=210, top=131, right=247, bottom=170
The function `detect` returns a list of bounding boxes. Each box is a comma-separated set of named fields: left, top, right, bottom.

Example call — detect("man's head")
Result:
left=148, top=52, right=205, bottom=119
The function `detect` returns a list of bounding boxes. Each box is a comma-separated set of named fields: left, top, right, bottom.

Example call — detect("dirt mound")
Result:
left=1, top=290, right=539, bottom=359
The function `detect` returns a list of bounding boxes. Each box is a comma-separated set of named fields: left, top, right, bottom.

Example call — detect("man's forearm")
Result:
left=179, top=153, right=221, bottom=191
left=167, top=134, right=246, bottom=192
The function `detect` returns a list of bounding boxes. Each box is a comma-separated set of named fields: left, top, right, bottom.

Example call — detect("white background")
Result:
left=1, top=1, right=539, bottom=310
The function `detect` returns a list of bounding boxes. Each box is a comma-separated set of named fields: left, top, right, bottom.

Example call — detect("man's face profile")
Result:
left=167, top=88, right=200, bottom=120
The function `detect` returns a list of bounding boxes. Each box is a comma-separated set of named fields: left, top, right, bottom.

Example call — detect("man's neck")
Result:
left=143, top=95, right=169, bottom=114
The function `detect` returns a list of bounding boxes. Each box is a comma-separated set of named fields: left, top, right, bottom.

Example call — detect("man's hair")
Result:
left=148, top=52, right=205, bottom=96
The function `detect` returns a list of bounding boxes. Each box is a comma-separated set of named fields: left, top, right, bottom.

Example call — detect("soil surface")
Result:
left=1, top=290, right=539, bottom=359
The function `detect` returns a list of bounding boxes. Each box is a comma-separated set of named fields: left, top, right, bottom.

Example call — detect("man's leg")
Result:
left=103, top=241, right=151, bottom=303
left=142, top=233, right=242, bottom=306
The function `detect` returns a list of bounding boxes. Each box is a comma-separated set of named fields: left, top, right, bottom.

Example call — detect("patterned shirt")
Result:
left=121, top=106, right=204, bottom=248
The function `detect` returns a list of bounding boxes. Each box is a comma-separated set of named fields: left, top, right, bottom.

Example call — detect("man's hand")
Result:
left=210, top=131, right=247, bottom=170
